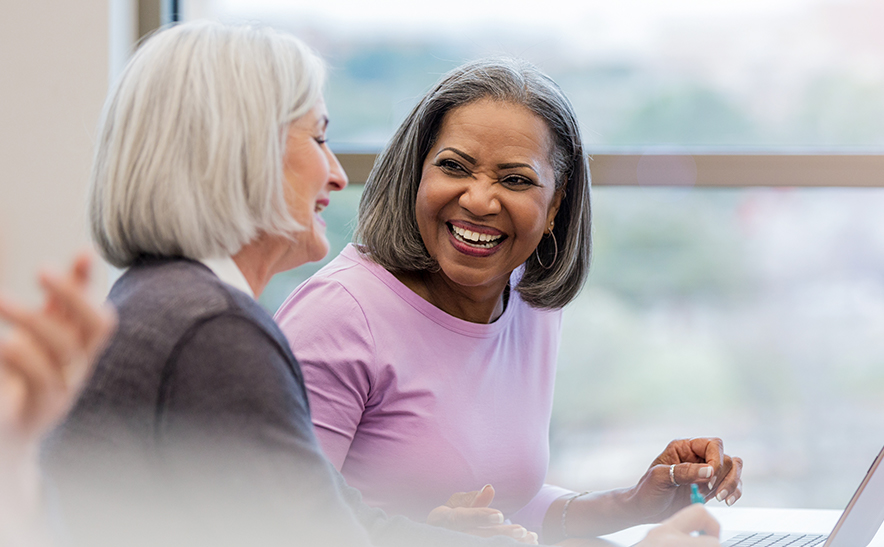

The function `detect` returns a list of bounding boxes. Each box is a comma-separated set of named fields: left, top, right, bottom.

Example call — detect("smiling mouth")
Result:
left=448, top=223, right=505, bottom=249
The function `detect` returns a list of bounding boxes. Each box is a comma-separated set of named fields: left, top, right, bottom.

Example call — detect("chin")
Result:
left=306, top=240, right=330, bottom=263
left=440, top=263, right=503, bottom=289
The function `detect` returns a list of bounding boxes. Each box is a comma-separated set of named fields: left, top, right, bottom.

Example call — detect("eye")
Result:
left=436, top=158, right=469, bottom=176
left=314, top=136, right=328, bottom=145
left=501, top=174, right=536, bottom=189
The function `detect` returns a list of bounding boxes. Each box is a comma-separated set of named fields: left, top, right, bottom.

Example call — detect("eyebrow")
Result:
left=497, top=162, right=537, bottom=173
left=437, top=148, right=539, bottom=173
left=438, top=147, right=476, bottom=165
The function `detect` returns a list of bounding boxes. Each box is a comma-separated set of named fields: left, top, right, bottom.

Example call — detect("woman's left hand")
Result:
left=626, top=437, right=743, bottom=522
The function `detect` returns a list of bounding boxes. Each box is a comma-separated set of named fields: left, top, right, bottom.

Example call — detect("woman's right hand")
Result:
left=427, top=484, right=539, bottom=544
left=0, top=252, right=116, bottom=450
left=635, top=505, right=721, bottom=546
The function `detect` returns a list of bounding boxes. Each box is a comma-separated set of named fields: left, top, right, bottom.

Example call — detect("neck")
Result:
left=232, top=234, right=292, bottom=297
left=395, top=270, right=508, bottom=324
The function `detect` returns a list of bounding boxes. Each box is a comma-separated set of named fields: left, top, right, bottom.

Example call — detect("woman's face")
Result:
left=415, top=98, right=562, bottom=294
left=281, top=98, right=348, bottom=266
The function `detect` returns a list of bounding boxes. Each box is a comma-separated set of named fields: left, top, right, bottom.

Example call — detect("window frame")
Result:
left=337, top=152, right=884, bottom=187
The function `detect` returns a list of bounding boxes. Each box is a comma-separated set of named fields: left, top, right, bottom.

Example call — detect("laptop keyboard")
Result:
left=722, top=533, right=828, bottom=547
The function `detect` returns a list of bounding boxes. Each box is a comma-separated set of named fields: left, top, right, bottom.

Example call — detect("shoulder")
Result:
left=511, top=287, right=563, bottom=325
left=112, top=258, right=242, bottom=320
left=274, top=252, right=381, bottom=386
left=275, top=247, right=386, bottom=335
left=113, top=257, right=285, bottom=340
left=58, top=259, right=296, bottom=433
left=495, top=290, right=563, bottom=355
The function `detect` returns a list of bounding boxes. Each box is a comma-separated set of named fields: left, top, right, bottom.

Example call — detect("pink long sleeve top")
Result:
left=275, top=245, right=573, bottom=534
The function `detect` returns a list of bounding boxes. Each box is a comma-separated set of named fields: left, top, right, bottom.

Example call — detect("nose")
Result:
left=326, top=146, right=349, bottom=191
left=457, top=178, right=500, bottom=217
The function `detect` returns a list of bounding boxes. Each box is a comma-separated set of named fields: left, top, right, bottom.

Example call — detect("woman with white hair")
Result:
left=40, top=20, right=722, bottom=547
left=42, top=21, right=364, bottom=546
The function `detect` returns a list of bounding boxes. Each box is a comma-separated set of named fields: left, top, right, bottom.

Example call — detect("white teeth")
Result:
left=450, top=224, right=502, bottom=248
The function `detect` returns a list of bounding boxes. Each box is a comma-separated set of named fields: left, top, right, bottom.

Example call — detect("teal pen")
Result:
left=690, top=483, right=706, bottom=536
left=690, top=483, right=705, bottom=504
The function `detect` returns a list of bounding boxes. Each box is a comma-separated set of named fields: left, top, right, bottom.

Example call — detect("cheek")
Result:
left=415, top=176, right=453, bottom=220
left=516, top=200, right=553, bottom=235
left=415, top=183, right=439, bottom=228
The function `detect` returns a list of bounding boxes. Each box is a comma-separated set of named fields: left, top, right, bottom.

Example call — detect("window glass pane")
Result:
left=188, top=0, right=884, bottom=149
left=551, top=187, right=884, bottom=509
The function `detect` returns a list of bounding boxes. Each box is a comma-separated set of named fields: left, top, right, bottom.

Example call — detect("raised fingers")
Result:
left=38, top=271, right=115, bottom=356
left=712, top=456, right=743, bottom=505
left=0, top=328, right=58, bottom=392
left=0, top=331, right=59, bottom=433
left=0, top=296, right=79, bottom=370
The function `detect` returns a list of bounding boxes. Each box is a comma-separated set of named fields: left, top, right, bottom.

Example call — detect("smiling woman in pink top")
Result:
left=274, top=58, right=744, bottom=546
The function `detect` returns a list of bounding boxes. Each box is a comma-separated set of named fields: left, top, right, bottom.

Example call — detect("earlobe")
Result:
left=546, top=190, right=564, bottom=233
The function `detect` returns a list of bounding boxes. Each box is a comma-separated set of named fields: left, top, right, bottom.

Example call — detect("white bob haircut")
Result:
left=89, top=21, right=325, bottom=267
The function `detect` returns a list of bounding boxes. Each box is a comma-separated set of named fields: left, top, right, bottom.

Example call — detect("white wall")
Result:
left=0, top=0, right=119, bottom=305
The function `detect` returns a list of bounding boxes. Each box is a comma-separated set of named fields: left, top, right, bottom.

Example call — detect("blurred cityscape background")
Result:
left=185, top=0, right=884, bottom=509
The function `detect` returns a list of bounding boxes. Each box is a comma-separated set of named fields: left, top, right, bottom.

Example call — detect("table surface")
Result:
left=599, top=507, right=884, bottom=546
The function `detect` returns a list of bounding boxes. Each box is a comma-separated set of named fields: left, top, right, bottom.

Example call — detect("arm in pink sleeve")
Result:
left=274, top=279, right=377, bottom=471
left=507, top=484, right=574, bottom=537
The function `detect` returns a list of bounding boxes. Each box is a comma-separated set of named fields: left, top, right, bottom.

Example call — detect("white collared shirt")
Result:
left=198, top=256, right=255, bottom=300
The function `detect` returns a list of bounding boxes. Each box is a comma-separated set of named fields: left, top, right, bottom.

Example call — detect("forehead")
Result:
left=433, top=99, right=554, bottom=161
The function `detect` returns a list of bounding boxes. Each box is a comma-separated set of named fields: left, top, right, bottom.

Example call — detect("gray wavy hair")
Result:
left=89, top=21, right=325, bottom=267
left=356, top=58, right=592, bottom=309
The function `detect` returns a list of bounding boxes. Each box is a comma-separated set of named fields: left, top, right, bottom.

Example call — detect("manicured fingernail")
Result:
left=528, top=531, right=539, bottom=544
left=488, top=512, right=504, bottom=524
left=727, top=495, right=737, bottom=506
left=513, top=527, right=527, bottom=538
left=716, top=489, right=728, bottom=502
left=708, top=475, right=717, bottom=491
left=699, top=466, right=713, bottom=479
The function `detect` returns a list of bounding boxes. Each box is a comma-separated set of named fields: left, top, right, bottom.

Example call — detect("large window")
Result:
left=184, top=0, right=884, bottom=509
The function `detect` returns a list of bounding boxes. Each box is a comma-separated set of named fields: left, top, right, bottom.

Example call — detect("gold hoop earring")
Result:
left=535, top=232, right=558, bottom=270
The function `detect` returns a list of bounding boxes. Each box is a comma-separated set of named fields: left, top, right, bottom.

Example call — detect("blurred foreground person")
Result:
left=42, top=21, right=722, bottom=547
left=0, top=254, right=115, bottom=546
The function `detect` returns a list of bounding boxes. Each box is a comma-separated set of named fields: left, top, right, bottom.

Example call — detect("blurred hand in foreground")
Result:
left=0, top=252, right=115, bottom=545
left=635, top=504, right=721, bottom=547
left=0, top=251, right=116, bottom=463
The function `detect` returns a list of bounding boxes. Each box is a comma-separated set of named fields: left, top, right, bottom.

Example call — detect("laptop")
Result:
left=721, top=444, right=884, bottom=547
